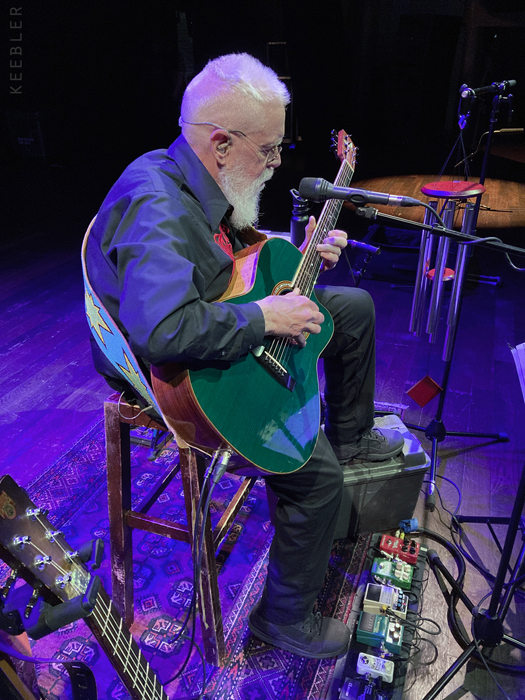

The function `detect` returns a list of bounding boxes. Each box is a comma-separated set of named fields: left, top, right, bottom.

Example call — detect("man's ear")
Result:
left=210, top=129, right=232, bottom=163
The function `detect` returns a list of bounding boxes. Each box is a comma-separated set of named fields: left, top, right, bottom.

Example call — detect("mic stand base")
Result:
left=420, top=460, right=525, bottom=699
left=404, top=416, right=508, bottom=511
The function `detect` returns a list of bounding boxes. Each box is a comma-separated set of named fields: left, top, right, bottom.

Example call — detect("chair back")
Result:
left=81, top=217, right=163, bottom=416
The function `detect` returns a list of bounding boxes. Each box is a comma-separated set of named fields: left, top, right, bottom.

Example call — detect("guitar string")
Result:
left=264, top=166, right=352, bottom=366
left=276, top=152, right=354, bottom=366
left=272, top=198, right=340, bottom=368
left=90, top=597, right=168, bottom=700
left=270, top=151, right=355, bottom=370
left=29, top=519, right=167, bottom=700
left=268, top=196, right=342, bottom=366
left=27, top=539, right=164, bottom=700
left=30, top=535, right=166, bottom=700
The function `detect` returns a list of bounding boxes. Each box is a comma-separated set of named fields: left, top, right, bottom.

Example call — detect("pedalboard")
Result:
left=371, top=557, right=414, bottom=590
left=357, top=652, right=395, bottom=683
left=363, top=582, right=408, bottom=619
left=356, top=611, right=404, bottom=655
left=379, top=533, right=420, bottom=565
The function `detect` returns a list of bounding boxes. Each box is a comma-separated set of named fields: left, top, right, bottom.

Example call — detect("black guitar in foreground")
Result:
left=0, top=474, right=169, bottom=700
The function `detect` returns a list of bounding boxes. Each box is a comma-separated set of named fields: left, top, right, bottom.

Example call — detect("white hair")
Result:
left=180, top=53, right=290, bottom=129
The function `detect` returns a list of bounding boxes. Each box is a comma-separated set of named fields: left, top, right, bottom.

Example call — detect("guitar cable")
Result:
left=164, top=450, right=230, bottom=698
left=0, top=638, right=96, bottom=700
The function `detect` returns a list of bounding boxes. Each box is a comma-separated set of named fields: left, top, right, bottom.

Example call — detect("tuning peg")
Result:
left=34, top=555, right=52, bottom=571
left=56, top=574, right=73, bottom=588
left=24, top=589, right=40, bottom=618
left=1, top=570, right=18, bottom=600
left=330, top=129, right=338, bottom=152
left=13, top=535, right=31, bottom=549
left=45, top=530, right=63, bottom=542
left=26, top=507, right=49, bottom=520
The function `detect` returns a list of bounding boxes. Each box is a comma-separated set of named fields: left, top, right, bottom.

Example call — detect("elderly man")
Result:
left=86, top=52, right=403, bottom=659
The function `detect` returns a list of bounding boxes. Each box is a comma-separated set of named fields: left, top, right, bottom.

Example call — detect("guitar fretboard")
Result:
left=87, top=587, right=169, bottom=700
left=294, top=153, right=355, bottom=296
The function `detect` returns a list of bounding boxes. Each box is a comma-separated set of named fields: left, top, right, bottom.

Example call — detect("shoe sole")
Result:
left=340, top=452, right=403, bottom=466
left=248, top=619, right=350, bottom=659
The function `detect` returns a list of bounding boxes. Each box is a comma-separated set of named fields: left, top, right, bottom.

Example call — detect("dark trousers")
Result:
left=259, top=285, right=376, bottom=624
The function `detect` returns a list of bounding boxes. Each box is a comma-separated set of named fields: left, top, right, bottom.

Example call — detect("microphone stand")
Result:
left=470, top=86, right=514, bottom=229
left=360, top=83, right=519, bottom=511
left=357, top=205, right=525, bottom=511
left=361, top=206, right=525, bottom=699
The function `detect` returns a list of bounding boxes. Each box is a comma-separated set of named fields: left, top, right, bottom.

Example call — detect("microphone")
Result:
left=348, top=240, right=381, bottom=256
left=298, top=178, right=421, bottom=207
left=460, top=79, right=516, bottom=98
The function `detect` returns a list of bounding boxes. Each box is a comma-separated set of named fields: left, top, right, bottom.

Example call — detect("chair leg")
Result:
left=105, top=400, right=134, bottom=628
left=179, top=446, right=226, bottom=666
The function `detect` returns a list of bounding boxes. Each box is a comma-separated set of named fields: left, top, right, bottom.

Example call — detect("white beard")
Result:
left=217, top=163, right=274, bottom=230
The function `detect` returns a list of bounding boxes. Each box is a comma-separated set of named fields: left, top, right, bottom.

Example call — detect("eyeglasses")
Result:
left=179, top=117, right=283, bottom=164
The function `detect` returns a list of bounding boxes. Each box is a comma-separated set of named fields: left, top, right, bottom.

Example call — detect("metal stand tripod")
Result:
left=403, top=202, right=508, bottom=511
left=355, top=202, right=525, bottom=510
left=403, top=82, right=517, bottom=510
left=422, top=458, right=525, bottom=699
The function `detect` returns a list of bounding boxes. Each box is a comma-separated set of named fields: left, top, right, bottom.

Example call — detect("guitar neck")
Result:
left=294, top=150, right=355, bottom=296
left=86, top=587, right=169, bottom=700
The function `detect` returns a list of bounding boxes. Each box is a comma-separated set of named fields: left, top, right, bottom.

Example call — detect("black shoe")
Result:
left=337, top=426, right=404, bottom=464
left=248, top=602, right=350, bottom=659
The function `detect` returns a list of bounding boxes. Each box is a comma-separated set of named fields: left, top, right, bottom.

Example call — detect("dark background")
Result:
left=2, top=0, right=525, bottom=250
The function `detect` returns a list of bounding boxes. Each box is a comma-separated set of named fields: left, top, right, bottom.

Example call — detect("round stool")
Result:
left=420, top=179, right=487, bottom=251
left=420, top=180, right=486, bottom=200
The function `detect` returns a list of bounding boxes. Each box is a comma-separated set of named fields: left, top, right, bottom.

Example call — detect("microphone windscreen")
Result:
left=298, top=178, right=320, bottom=201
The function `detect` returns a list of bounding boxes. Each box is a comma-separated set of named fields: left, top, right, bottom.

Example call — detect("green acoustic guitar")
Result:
left=152, top=130, right=357, bottom=474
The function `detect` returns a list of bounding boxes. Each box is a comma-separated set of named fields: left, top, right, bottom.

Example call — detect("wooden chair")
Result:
left=104, top=393, right=258, bottom=666
left=82, top=219, right=260, bottom=666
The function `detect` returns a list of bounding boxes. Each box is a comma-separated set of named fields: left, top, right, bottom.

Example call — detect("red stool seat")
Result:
left=426, top=267, right=456, bottom=282
left=421, top=180, right=486, bottom=199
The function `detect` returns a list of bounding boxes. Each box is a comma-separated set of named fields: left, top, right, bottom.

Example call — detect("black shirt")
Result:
left=86, top=135, right=266, bottom=389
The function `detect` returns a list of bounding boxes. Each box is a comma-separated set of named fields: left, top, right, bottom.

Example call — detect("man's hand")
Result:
left=300, top=215, right=348, bottom=271
left=255, top=288, right=324, bottom=348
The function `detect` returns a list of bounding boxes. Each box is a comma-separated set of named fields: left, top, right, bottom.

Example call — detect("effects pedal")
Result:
left=356, top=611, right=404, bottom=655
left=371, top=557, right=414, bottom=590
left=380, top=533, right=420, bottom=565
left=363, top=582, right=408, bottom=619
left=357, top=652, right=395, bottom=683
left=339, top=677, right=388, bottom=700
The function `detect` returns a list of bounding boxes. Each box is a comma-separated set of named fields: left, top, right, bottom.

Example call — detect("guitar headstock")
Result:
left=331, top=129, right=357, bottom=173
left=0, top=474, right=91, bottom=604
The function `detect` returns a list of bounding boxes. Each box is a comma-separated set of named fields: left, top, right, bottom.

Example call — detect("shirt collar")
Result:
left=166, top=135, right=230, bottom=231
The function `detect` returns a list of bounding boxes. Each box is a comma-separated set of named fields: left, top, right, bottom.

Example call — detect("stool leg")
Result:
left=105, top=400, right=134, bottom=628
left=179, top=446, right=226, bottom=666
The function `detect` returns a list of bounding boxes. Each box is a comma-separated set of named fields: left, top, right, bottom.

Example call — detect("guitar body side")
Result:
left=152, top=237, right=333, bottom=474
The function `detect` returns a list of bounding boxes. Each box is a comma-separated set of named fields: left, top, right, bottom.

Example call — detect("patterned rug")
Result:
left=1, top=420, right=370, bottom=700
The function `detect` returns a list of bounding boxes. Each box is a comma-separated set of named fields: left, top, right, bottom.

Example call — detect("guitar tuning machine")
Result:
left=24, top=589, right=40, bottom=618
left=45, top=530, right=63, bottom=542
left=26, top=507, right=49, bottom=520
left=34, top=555, right=52, bottom=570
left=56, top=574, right=73, bottom=588
left=13, top=535, right=31, bottom=549
left=1, top=570, right=18, bottom=600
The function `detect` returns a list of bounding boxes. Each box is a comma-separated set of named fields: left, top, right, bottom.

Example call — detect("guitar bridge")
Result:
left=252, top=347, right=296, bottom=392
